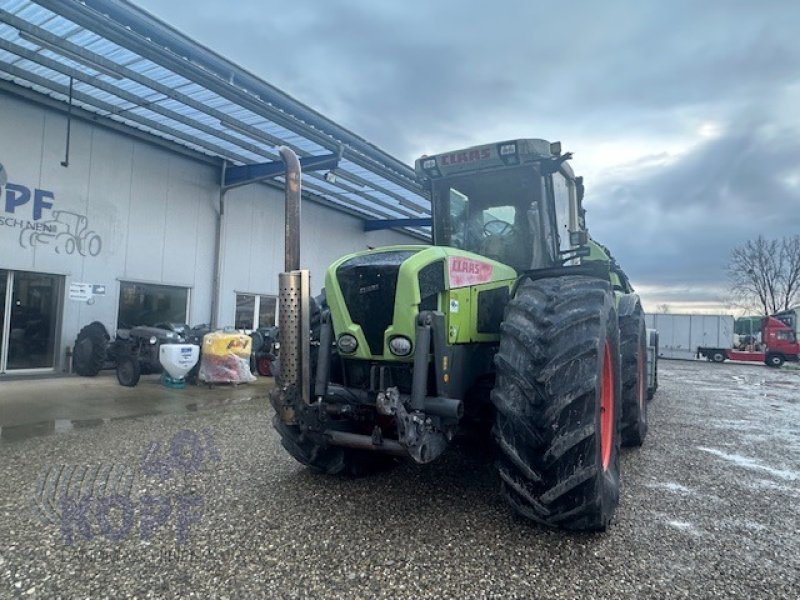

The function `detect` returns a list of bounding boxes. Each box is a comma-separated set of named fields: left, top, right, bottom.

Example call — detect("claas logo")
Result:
left=439, top=148, right=491, bottom=166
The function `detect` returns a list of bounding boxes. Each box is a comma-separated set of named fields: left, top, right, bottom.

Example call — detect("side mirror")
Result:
left=569, top=230, right=588, bottom=246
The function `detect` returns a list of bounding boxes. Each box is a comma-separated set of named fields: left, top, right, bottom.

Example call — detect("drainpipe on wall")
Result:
left=210, top=160, right=227, bottom=329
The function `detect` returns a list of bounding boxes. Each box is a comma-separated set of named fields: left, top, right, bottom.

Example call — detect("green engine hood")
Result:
left=324, top=245, right=517, bottom=360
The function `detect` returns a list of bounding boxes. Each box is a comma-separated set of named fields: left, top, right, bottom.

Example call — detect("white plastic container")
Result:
left=159, top=344, right=200, bottom=379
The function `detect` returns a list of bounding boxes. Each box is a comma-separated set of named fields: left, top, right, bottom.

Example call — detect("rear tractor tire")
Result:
left=647, top=331, right=659, bottom=401
left=619, top=307, right=648, bottom=447
left=73, top=322, right=109, bottom=377
left=492, top=276, right=622, bottom=531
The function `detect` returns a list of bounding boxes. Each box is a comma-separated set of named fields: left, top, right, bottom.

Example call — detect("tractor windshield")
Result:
left=432, top=167, right=541, bottom=271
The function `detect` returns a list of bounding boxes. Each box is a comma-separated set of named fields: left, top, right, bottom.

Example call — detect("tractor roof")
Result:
left=415, top=139, right=574, bottom=180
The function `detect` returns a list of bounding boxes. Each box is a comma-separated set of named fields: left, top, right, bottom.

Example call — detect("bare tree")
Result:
left=656, top=303, right=671, bottom=313
left=727, top=235, right=800, bottom=315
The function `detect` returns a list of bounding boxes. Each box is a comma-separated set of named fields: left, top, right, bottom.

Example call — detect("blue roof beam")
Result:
left=223, top=153, right=340, bottom=189
left=363, top=218, right=432, bottom=232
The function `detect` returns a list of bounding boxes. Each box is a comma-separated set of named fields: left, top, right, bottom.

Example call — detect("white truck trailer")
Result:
left=643, top=313, right=734, bottom=360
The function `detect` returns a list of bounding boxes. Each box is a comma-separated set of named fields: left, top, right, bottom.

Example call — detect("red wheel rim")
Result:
left=600, top=340, right=614, bottom=471
left=257, top=357, right=272, bottom=377
left=638, top=339, right=646, bottom=409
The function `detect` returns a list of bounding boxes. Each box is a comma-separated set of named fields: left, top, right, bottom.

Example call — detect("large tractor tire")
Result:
left=492, top=276, right=622, bottom=532
left=620, top=307, right=648, bottom=447
left=73, top=322, right=109, bottom=377
left=647, top=330, right=659, bottom=401
left=271, top=292, right=394, bottom=476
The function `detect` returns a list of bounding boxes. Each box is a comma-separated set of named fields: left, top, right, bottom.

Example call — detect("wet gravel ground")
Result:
left=1, top=360, right=799, bottom=599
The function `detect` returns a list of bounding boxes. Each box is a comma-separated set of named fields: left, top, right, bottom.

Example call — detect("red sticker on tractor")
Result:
left=448, top=256, right=493, bottom=288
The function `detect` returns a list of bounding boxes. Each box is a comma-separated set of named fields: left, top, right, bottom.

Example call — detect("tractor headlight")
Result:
left=149, top=336, right=158, bottom=345
left=337, top=334, right=358, bottom=354
left=388, top=336, right=412, bottom=357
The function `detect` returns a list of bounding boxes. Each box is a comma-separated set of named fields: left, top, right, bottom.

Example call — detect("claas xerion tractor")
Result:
left=270, top=139, right=650, bottom=531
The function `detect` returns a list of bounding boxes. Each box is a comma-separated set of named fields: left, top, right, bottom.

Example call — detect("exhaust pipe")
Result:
left=280, top=146, right=302, bottom=273
left=276, top=147, right=311, bottom=422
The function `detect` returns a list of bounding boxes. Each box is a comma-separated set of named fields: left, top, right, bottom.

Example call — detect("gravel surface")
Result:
left=1, top=360, right=799, bottom=598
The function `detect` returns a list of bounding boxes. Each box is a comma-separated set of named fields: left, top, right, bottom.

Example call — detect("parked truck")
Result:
left=269, top=139, right=654, bottom=531
left=644, top=313, right=734, bottom=360
left=697, top=316, right=800, bottom=367
left=773, top=307, right=800, bottom=338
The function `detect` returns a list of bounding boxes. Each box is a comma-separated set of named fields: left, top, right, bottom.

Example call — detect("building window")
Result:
left=118, top=282, right=189, bottom=329
left=235, top=294, right=277, bottom=331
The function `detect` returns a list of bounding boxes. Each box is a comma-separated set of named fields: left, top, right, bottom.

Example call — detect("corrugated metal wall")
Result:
left=0, top=91, right=419, bottom=370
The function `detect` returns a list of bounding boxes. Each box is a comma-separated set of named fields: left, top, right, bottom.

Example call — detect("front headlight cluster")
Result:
left=337, top=334, right=358, bottom=354
left=336, top=334, right=413, bottom=356
left=388, top=336, right=412, bottom=357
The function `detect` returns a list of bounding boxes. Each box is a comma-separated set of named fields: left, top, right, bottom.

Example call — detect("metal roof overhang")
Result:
left=0, top=0, right=432, bottom=238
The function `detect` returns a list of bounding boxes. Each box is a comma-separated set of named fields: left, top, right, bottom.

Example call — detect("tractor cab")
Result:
left=416, top=139, right=588, bottom=272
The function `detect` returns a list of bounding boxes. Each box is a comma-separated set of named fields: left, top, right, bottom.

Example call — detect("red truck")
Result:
left=697, top=317, right=800, bottom=367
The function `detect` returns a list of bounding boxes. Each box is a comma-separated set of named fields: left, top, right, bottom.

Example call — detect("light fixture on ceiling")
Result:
left=324, top=170, right=337, bottom=184
left=18, top=30, right=124, bottom=81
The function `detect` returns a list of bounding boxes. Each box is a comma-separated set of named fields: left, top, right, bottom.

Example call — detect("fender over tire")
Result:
left=492, top=276, right=622, bottom=531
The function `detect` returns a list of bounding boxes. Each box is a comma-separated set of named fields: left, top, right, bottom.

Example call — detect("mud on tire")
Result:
left=492, top=276, right=622, bottom=531
left=619, top=307, right=648, bottom=447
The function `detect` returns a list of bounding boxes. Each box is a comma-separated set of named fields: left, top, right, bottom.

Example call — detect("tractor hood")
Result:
left=324, top=245, right=517, bottom=360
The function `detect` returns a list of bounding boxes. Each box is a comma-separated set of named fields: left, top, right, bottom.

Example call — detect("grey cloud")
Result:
left=135, top=0, right=800, bottom=309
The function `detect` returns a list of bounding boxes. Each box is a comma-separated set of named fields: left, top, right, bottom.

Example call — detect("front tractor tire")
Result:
left=492, top=276, right=622, bottom=531
left=619, top=307, right=648, bottom=447
left=271, top=293, right=394, bottom=477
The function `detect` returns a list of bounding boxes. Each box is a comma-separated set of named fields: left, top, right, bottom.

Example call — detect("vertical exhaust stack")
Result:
left=276, top=147, right=311, bottom=423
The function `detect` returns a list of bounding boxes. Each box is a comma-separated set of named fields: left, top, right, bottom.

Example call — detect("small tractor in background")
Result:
left=270, top=140, right=654, bottom=531
left=72, top=321, right=209, bottom=386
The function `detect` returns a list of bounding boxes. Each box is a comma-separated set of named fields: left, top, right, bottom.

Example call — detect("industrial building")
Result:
left=0, top=0, right=430, bottom=375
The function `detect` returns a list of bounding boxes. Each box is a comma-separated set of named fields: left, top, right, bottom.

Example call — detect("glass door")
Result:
left=4, top=271, right=61, bottom=371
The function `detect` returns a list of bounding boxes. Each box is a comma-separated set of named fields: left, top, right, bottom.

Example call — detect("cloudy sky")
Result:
left=138, top=0, right=800, bottom=313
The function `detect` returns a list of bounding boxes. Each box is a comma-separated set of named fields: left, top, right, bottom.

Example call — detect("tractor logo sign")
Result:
left=0, top=165, right=103, bottom=257
left=448, top=256, right=493, bottom=288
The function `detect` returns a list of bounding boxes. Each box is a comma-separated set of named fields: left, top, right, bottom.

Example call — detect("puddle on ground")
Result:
left=0, top=396, right=256, bottom=443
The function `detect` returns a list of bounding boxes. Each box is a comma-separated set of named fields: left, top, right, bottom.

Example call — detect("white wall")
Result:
left=0, top=90, right=423, bottom=369
left=217, top=182, right=421, bottom=326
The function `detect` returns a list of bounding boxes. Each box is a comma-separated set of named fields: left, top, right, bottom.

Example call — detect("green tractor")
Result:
left=271, top=139, right=650, bottom=531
